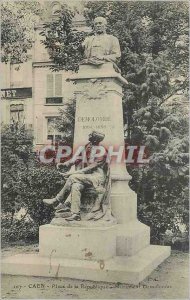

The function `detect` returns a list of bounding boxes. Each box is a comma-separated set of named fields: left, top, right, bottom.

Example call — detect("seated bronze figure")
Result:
left=43, top=131, right=113, bottom=222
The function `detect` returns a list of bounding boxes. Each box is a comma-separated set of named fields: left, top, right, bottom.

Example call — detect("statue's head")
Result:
left=93, top=17, right=107, bottom=34
left=88, top=131, right=105, bottom=144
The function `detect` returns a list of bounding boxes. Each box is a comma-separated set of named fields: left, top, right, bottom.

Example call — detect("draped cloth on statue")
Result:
left=73, top=142, right=114, bottom=221
left=55, top=141, right=115, bottom=222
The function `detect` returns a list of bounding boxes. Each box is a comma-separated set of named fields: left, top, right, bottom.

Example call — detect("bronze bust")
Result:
left=81, top=17, right=121, bottom=70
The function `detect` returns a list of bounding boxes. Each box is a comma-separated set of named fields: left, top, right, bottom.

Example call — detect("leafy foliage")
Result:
left=1, top=125, right=64, bottom=242
left=129, top=104, right=188, bottom=241
left=1, top=214, right=39, bottom=243
left=1, top=125, right=34, bottom=215
left=41, top=4, right=87, bottom=71
left=55, top=97, right=76, bottom=147
left=1, top=1, right=42, bottom=63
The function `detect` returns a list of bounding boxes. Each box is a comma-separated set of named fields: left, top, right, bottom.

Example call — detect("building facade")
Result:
left=1, top=1, right=87, bottom=149
left=1, top=58, right=33, bottom=131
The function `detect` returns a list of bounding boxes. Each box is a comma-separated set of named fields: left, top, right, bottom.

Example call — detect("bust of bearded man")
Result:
left=81, top=17, right=121, bottom=71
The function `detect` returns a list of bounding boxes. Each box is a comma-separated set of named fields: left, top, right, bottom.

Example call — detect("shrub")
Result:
left=1, top=125, right=64, bottom=244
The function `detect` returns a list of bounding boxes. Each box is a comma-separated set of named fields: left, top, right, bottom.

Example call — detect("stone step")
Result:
left=2, top=245, right=170, bottom=284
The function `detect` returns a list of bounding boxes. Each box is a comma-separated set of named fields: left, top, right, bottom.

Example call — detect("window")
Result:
left=10, top=104, right=24, bottom=124
left=46, top=97, right=63, bottom=104
left=46, top=74, right=63, bottom=104
left=47, top=117, right=62, bottom=143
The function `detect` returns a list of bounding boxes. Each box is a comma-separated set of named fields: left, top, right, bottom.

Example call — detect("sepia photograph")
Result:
left=1, top=0, right=189, bottom=299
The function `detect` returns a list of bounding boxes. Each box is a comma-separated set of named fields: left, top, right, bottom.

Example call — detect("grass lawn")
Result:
left=1, top=243, right=189, bottom=299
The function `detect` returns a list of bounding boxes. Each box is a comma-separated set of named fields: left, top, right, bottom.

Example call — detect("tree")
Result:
left=1, top=125, right=34, bottom=218
left=41, top=4, right=87, bottom=71
left=55, top=97, right=76, bottom=147
left=129, top=97, right=189, bottom=242
left=1, top=1, right=42, bottom=63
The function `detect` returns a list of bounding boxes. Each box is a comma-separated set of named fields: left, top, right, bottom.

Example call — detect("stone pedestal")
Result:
left=2, top=63, right=170, bottom=283
left=68, top=63, right=154, bottom=261
left=39, top=224, right=116, bottom=260
left=71, top=63, right=128, bottom=179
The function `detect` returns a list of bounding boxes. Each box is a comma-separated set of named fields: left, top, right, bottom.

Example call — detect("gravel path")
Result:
left=1, top=244, right=189, bottom=299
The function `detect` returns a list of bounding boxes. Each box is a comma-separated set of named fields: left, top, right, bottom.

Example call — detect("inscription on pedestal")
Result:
left=74, top=96, right=123, bottom=148
left=77, top=116, right=114, bottom=131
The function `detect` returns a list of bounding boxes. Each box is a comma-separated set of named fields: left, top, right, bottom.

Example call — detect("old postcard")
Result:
left=1, top=0, right=189, bottom=299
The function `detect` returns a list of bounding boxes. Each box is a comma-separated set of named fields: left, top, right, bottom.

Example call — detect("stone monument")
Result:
left=2, top=16, right=170, bottom=284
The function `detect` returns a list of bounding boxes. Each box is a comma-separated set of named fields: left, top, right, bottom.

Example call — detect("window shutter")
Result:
left=47, top=74, right=54, bottom=97
left=55, top=74, right=62, bottom=96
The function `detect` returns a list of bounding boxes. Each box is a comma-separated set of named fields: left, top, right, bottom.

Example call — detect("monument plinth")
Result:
left=70, top=63, right=128, bottom=177
left=2, top=63, right=170, bottom=283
